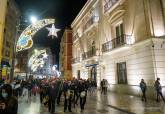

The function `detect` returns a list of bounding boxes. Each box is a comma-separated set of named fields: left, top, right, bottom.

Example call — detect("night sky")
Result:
left=15, top=0, right=87, bottom=63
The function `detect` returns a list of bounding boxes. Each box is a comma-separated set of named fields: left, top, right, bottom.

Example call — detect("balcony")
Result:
left=102, top=34, right=132, bottom=53
left=82, top=48, right=96, bottom=60
left=72, top=57, right=81, bottom=64
left=83, top=16, right=99, bottom=33
left=72, top=33, right=79, bottom=42
left=104, top=0, right=119, bottom=13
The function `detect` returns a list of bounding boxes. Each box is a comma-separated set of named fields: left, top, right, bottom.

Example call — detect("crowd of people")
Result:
left=0, top=77, right=97, bottom=114
left=0, top=76, right=165, bottom=114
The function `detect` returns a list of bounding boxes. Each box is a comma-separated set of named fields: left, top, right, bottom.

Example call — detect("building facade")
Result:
left=0, top=0, right=20, bottom=80
left=14, top=50, right=28, bottom=79
left=71, top=0, right=165, bottom=98
left=71, top=0, right=100, bottom=82
left=59, top=28, right=72, bottom=79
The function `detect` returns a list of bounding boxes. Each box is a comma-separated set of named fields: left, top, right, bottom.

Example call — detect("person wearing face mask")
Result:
left=0, top=84, right=18, bottom=114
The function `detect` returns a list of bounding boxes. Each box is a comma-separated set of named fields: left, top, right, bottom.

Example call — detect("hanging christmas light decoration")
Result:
left=28, top=49, right=48, bottom=72
left=46, top=24, right=60, bottom=39
left=16, top=19, right=55, bottom=52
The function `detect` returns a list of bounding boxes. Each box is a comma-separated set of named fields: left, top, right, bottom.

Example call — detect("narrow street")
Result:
left=18, top=91, right=165, bottom=114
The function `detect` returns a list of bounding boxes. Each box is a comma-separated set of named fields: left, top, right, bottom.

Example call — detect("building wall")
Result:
left=59, top=29, right=72, bottom=79
left=0, top=0, right=20, bottom=80
left=100, top=0, right=165, bottom=98
left=71, top=0, right=100, bottom=82
left=71, top=0, right=165, bottom=98
left=0, top=0, right=8, bottom=63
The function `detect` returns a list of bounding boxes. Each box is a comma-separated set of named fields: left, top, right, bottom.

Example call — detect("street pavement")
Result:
left=17, top=91, right=165, bottom=114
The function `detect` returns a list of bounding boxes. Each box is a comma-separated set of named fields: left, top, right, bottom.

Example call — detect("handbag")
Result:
left=66, top=90, right=71, bottom=99
left=43, top=96, right=49, bottom=104
left=80, top=91, right=86, bottom=98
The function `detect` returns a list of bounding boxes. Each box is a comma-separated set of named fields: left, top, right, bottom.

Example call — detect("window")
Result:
left=6, top=41, right=10, bottom=48
left=115, top=23, right=124, bottom=45
left=117, top=62, right=127, bottom=84
left=116, top=23, right=123, bottom=37
left=5, top=50, right=10, bottom=57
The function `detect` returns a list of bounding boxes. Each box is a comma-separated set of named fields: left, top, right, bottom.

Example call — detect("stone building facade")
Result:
left=71, top=0, right=165, bottom=97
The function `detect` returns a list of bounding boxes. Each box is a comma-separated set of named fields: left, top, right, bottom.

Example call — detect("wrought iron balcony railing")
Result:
left=82, top=48, right=96, bottom=60
left=104, top=0, right=119, bottom=13
left=102, top=34, right=132, bottom=53
left=83, top=16, right=99, bottom=33
left=73, top=33, right=79, bottom=42
left=72, top=57, right=81, bottom=64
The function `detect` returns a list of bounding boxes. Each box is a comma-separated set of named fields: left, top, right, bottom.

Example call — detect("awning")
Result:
left=1, top=61, right=11, bottom=67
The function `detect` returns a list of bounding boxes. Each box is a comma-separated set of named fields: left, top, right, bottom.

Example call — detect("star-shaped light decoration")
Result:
left=46, top=24, right=60, bottom=39
left=43, top=53, right=48, bottom=59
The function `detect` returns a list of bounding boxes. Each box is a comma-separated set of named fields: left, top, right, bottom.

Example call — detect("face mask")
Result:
left=2, top=92, right=8, bottom=98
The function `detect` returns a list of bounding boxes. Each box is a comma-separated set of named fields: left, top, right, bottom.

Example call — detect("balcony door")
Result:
left=90, top=66, right=97, bottom=81
left=115, top=23, right=124, bottom=46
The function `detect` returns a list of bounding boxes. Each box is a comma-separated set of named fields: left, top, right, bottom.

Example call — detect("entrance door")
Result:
left=117, top=62, right=127, bottom=84
left=90, top=66, right=97, bottom=81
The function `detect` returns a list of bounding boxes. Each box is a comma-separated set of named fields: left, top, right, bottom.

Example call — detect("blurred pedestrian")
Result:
left=48, top=82, right=58, bottom=114
left=22, top=84, right=29, bottom=103
left=154, top=78, right=165, bottom=102
left=0, top=84, right=18, bottom=114
left=79, top=80, right=87, bottom=112
left=63, top=81, right=74, bottom=112
left=139, top=79, right=147, bottom=102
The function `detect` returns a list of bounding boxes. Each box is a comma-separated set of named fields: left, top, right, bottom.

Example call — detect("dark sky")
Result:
left=15, top=0, right=87, bottom=63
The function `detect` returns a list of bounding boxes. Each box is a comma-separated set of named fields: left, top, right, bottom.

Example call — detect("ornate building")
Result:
left=59, top=28, right=72, bottom=79
left=71, top=0, right=165, bottom=97
left=71, top=0, right=100, bottom=81
left=0, top=0, right=20, bottom=80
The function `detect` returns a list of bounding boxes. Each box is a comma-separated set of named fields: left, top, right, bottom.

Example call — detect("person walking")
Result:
left=104, top=79, right=108, bottom=95
left=48, top=81, right=58, bottom=114
left=139, top=79, right=147, bottom=102
left=22, top=84, right=29, bottom=103
left=78, top=80, right=87, bottom=112
left=63, top=81, right=73, bottom=112
left=100, top=80, right=104, bottom=94
left=56, top=79, right=63, bottom=105
left=154, top=78, right=165, bottom=102
left=72, top=81, right=79, bottom=108
left=0, top=84, right=18, bottom=114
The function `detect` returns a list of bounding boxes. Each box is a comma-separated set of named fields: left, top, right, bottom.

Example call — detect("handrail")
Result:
left=83, top=16, right=99, bottom=32
left=102, top=34, right=132, bottom=52
left=82, top=48, right=96, bottom=60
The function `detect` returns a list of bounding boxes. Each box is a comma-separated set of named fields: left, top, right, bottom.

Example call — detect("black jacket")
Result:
left=0, top=96, right=18, bottom=114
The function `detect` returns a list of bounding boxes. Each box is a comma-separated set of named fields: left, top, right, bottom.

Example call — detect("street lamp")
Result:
left=30, top=16, right=37, bottom=24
